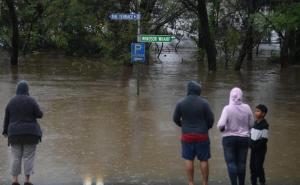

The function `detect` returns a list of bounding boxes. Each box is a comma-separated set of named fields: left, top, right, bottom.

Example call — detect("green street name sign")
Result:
left=138, top=35, right=175, bottom=43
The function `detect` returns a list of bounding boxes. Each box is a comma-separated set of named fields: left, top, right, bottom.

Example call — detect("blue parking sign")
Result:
left=131, top=43, right=145, bottom=63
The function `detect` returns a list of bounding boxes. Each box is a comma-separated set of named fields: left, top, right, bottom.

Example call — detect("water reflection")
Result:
left=83, top=176, right=92, bottom=185
left=83, top=176, right=104, bottom=185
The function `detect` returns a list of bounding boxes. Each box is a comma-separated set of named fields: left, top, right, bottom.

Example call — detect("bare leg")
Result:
left=12, top=176, right=19, bottom=183
left=185, top=160, right=195, bottom=185
left=200, top=160, right=209, bottom=185
left=25, top=175, right=30, bottom=183
left=11, top=145, right=22, bottom=184
left=23, top=144, right=36, bottom=184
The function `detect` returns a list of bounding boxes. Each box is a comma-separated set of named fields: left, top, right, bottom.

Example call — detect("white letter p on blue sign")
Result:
left=131, top=43, right=145, bottom=63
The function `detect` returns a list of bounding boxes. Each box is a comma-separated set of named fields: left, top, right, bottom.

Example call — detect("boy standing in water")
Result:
left=250, top=104, right=269, bottom=185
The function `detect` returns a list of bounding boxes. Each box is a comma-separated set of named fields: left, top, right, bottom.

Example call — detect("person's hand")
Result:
left=2, top=132, right=8, bottom=138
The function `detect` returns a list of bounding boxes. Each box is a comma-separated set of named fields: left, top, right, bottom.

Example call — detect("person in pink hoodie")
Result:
left=217, top=87, right=254, bottom=185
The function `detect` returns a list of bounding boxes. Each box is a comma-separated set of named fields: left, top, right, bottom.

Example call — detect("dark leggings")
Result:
left=222, top=136, right=249, bottom=185
left=250, top=146, right=267, bottom=185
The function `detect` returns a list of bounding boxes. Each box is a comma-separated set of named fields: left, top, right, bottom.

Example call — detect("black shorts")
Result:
left=181, top=140, right=211, bottom=161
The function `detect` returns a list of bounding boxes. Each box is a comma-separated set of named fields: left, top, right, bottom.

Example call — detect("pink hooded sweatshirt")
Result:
left=217, top=87, right=254, bottom=137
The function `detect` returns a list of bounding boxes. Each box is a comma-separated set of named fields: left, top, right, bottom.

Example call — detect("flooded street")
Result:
left=0, top=51, right=300, bottom=185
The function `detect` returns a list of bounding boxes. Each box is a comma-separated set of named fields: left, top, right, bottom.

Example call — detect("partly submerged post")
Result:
left=131, top=42, right=145, bottom=96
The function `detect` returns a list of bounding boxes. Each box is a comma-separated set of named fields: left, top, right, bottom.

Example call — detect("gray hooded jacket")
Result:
left=2, top=81, right=43, bottom=140
left=173, top=81, right=214, bottom=134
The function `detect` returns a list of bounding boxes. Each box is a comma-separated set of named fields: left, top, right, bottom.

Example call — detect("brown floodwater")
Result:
left=0, top=51, right=299, bottom=185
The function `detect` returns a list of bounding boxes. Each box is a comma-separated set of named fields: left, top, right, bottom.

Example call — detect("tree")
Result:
left=234, top=0, right=259, bottom=71
left=0, top=0, right=194, bottom=65
left=251, top=1, right=300, bottom=68
left=179, top=0, right=217, bottom=71
left=4, top=0, right=19, bottom=66
left=271, top=2, right=300, bottom=67
left=218, top=24, right=240, bottom=68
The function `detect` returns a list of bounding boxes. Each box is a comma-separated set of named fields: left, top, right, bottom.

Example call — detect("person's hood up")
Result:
left=187, top=81, right=201, bottom=96
left=16, top=80, right=29, bottom=96
left=229, top=87, right=243, bottom=105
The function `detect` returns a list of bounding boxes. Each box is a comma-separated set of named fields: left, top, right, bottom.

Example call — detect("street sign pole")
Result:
left=109, top=3, right=142, bottom=96
left=136, top=4, right=141, bottom=95
left=136, top=63, right=140, bottom=96
left=131, top=43, right=145, bottom=96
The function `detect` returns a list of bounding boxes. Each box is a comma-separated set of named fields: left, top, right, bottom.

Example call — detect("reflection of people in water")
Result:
left=83, top=175, right=104, bottom=185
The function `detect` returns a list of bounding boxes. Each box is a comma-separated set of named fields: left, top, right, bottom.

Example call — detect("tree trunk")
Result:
left=256, top=41, right=261, bottom=56
left=235, top=2, right=256, bottom=72
left=223, top=41, right=230, bottom=69
left=198, top=0, right=217, bottom=71
left=280, top=36, right=289, bottom=68
left=295, top=31, right=300, bottom=65
left=157, top=43, right=163, bottom=59
left=288, top=30, right=296, bottom=65
left=5, top=0, right=19, bottom=66
left=235, top=40, right=248, bottom=70
left=175, top=36, right=183, bottom=53
left=139, top=1, right=158, bottom=65
left=246, top=0, right=256, bottom=61
left=235, top=27, right=254, bottom=70
left=247, top=25, right=253, bottom=61
left=196, top=18, right=205, bottom=61
left=22, top=22, right=33, bottom=55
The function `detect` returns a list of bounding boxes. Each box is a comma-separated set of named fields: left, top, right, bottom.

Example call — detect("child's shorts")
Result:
left=181, top=140, right=211, bottom=161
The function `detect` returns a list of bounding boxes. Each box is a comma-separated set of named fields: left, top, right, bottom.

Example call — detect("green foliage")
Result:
left=0, top=26, right=11, bottom=48
left=0, top=0, right=138, bottom=61
left=252, top=2, right=300, bottom=35
left=209, top=0, right=221, bottom=32
left=225, top=27, right=240, bottom=50
left=218, top=26, right=240, bottom=63
left=270, top=3, right=300, bottom=32
left=2, top=0, right=298, bottom=66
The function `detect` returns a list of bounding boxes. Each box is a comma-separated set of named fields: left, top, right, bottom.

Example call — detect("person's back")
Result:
left=217, top=88, right=254, bottom=137
left=173, top=81, right=214, bottom=135
left=6, top=95, right=43, bottom=137
left=4, top=81, right=43, bottom=139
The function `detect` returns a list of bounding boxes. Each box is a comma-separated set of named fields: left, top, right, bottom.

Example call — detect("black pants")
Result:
left=250, top=146, right=267, bottom=185
left=223, top=136, right=249, bottom=185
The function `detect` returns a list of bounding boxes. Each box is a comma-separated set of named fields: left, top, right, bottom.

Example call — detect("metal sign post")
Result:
left=109, top=12, right=143, bottom=96
left=136, top=9, right=141, bottom=96
left=131, top=43, right=145, bottom=96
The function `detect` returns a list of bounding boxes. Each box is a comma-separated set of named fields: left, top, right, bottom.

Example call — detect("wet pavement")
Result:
left=0, top=49, right=300, bottom=185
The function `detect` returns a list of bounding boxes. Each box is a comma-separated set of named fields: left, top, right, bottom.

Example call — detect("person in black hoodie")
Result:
left=250, top=104, right=269, bottom=185
left=2, top=80, right=43, bottom=185
left=173, top=81, right=214, bottom=185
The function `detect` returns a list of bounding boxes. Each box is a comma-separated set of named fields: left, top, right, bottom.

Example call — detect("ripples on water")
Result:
left=0, top=53, right=299, bottom=185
